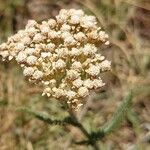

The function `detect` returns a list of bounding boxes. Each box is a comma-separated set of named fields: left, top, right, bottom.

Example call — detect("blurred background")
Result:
left=0, top=0, right=150, bottom=149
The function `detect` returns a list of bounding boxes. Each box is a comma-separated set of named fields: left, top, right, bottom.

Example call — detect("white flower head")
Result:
left=41, top=52, right=51, bottom=58
left=33, top=33, right=44, bottom=43
left=73, top=78, right=83, bottom=88
left=67, top=70, right=80, bottom=80
left=99, top=60, right=111, bottom=71
left=83, top=79, right=93, bottom=89
left=82, top=44, right=97, bottom=56
left=16, top=51, right=27, bottom=63
left=74, top=32, right=86, bottom=42
left=0, top=9, right=111, bottom=110
left=0, top=51, right=9, bottom=59
left=26, top=20, right=38, bottom=29
left=54, top=88, right=65, bottom=98
left=23, top=67, right=35, bottom=76
left=93, top=78, right=105, bottom=89
left=70, top=48, right=82, bottom=56
left=78, top=86, right=89, bottom=98
left=15, top=43, right=25, bottom=51
left=67, top=90, right=77, bottom=100
left=86, top=65, right=100, bottom=76
left=26, top=55, right=37, bottom=65
left=33, top=70, right=43, bottom=79
left=56, top=48, right=68, bottom=58
left=48, top=19, right=57, bottom=28
left=47, top=43, right=55, bottom=51
left=53, top=59, right=66, bottom=70
left=71, top=61, right=82, bottom=71
left=25, top=48, right=36, bottom=55
left=64, top=36, right=76, bottom=46
left=60, top=24, right=71, bottom=31
left=80, top=15, right=97, bottom=28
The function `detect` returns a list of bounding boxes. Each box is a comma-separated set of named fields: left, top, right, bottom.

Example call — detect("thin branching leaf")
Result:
left=18, top=107, right=73, bottom=126
left=90, top=91, right=133, bottom=140
left=102, top=91, right=133, bottom=134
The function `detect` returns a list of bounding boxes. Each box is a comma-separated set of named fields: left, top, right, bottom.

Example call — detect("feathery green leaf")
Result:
left=90, top=91, right=133, bottom=140
left=102, top=91, right=133, bottom=134
left=18, top=107, right=73, bottom=126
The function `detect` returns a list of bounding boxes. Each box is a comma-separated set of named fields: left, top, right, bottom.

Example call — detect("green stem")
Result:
left=68, top=109, right=100, bottom=150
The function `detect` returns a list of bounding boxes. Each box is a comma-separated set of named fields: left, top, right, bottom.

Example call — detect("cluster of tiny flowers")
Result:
left=0, top=9, right=111, bottom=110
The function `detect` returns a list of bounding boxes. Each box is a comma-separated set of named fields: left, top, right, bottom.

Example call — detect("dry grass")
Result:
left=0, top=0, right=150, bottom=149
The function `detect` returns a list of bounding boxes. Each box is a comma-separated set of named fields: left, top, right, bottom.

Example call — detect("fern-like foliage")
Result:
left=19, top=107, right=74, bottom=126
left=88, top=91, right=133, bottom=141
left=102, top=91, right=133, bottom=134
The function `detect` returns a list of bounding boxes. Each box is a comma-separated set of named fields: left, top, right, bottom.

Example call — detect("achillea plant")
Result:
left=0, top=9, right=134, bottom=149
left=0, top=9, right=111, bottom=110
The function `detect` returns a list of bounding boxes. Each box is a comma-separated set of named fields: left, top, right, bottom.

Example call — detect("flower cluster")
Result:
left=0, top=9, right=111, bottom=110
